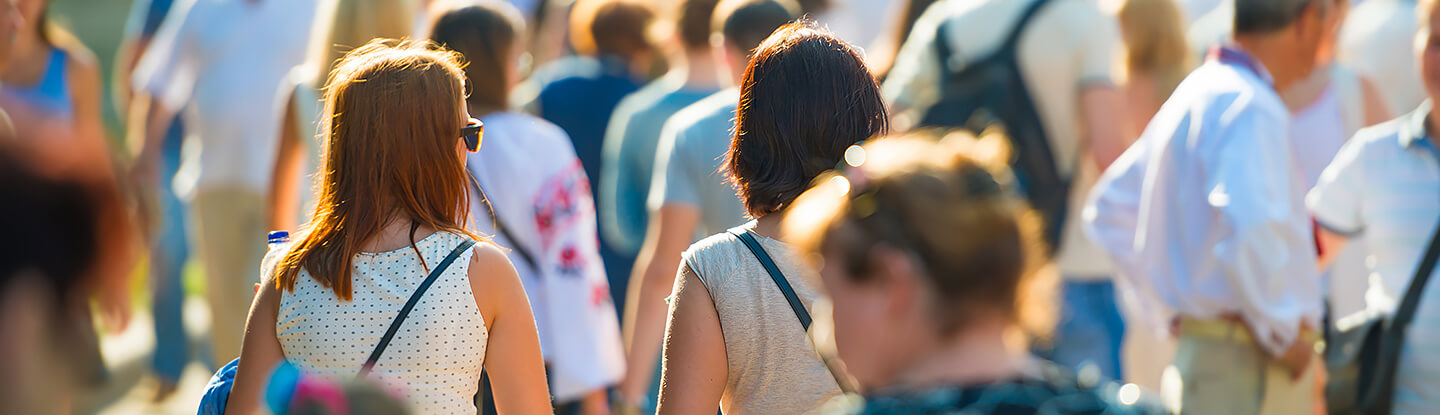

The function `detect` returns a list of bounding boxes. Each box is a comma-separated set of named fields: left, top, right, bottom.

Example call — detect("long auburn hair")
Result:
left=275, top=40, right=479, bottom=300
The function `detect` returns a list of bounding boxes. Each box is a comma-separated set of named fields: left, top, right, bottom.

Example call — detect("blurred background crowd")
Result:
left=2, top=0, right=1438, bottom=413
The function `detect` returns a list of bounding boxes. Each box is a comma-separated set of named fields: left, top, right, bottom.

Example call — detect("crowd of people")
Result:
left=2, top=0, right=1440, bottom=413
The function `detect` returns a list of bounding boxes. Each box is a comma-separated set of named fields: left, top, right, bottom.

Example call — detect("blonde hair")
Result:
left=307, top=0, right=418, bottom=87
left=783, top=131, right=1056, bottom=339
left=1118, top=0, right=1194, bottom=103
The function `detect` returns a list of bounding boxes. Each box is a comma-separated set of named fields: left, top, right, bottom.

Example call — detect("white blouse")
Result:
left=271, top=231, right=487, bottom=414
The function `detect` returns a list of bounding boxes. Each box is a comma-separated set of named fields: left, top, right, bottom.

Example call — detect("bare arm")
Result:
left=619, top=204, right=701, bottom=405
left=1080, top=85, right=1132, bottom=171
left=267, top=98, right=305, bottom=232
left=1316, top=226, right=1351, bottom=271
left=470, top=242, right=553, bottom=414
left=68, top=51, right=116, bottom=179
left=226, top=272, right=285, bottom=415
left=655, top=263, right=726, bottom=415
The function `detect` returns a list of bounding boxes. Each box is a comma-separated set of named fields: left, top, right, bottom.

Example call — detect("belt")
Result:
left=1178, top=316, right=1321, bottom=349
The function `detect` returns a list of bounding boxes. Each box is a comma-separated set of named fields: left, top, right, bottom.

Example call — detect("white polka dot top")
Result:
left=272, top=231, right=488, bottom=414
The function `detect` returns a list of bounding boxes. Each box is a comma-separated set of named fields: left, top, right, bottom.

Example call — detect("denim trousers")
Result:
left=1036, top=279, right=1126, bottom=380
left=151, top=120, right=191, bottom=382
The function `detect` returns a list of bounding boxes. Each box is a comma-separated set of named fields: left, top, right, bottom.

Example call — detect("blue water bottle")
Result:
left=268, top=230, right=290, bottom=245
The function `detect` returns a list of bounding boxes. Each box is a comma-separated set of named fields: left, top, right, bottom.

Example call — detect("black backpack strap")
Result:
left=728, top=229, right=812, bottom=329
left=932, top=0, right=1054, bottom=72
left=468, top=172, right=540, bottom=271
left=358, top=238, right=477, bottom=377
left=1000, top=0, right=1055, bottom=50
left=1393, top=218, right=1440, bottom=330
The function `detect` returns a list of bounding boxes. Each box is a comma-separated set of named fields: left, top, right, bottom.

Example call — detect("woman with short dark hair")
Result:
left=655, top=22, right=887, bottom=415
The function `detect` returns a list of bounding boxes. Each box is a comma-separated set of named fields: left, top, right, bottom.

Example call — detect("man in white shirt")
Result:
left=128, top=0, right=317, bottom=367
left=1084, top=0, right=1332, bottom=413
left=883, top=0, right=1131, bottom=380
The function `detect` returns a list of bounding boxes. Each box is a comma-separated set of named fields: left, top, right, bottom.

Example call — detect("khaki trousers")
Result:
left=1169, top=326, right=1316, bottom=415
left=190, top=188, right=268, bottom=367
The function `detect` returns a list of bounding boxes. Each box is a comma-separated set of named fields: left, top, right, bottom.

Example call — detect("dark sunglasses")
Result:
left=461, top=118, right=484, bottom=152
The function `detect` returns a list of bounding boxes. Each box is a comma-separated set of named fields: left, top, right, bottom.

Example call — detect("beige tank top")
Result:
left=681, top=222, right=841, bottom=414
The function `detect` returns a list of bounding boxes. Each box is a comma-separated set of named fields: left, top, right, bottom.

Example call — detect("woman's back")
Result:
left=271, top=231, right=487, bottom=414
left=683, top=222, right=842, bottom=414
left=0, top=47, right=75, bottom=145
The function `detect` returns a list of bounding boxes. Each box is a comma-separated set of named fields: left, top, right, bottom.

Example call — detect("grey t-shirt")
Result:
left=648, top=88, right=749, bottom=238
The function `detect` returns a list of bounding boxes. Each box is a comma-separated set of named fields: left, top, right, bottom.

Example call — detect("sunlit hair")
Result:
left=1118, top=0, right=1194, bottom=104
left=724, top=22, right=889, bottom=218
left=275, top=40, right=479, bottom=300
left=305, top=0, right=416, bottom=87
left=429, top=2, right=526, bottom=114
left=569, top=0, right=656, bottom=59
left=783, top=131, right=1055, bottom=339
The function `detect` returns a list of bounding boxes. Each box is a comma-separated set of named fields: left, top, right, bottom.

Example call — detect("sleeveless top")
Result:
left=682, top=222, right=842, bottom=414
left=268, top=231, right=488, bottom=414
left=0, top=48, right=76, bottom=143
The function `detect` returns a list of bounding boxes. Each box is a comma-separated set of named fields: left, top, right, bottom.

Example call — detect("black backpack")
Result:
left=918, top=0, right=1066, bottom=254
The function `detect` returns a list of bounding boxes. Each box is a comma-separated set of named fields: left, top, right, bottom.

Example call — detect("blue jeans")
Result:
left=151, top=120, right=191, bottom=382
left=1037, top=279, right=1125, bottom=380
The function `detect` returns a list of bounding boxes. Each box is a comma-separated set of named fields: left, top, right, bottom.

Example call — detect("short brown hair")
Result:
left=783, top=132, right=1055, bottom=338
left=570, top=0, right=656, bottom=59
left=675, top=0, right=721, bottom=50
left=723, top=23, right=888, bottom=218
left=713, top=0, right=799, bottom=55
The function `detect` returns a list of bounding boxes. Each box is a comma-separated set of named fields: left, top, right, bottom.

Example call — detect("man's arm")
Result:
left=619, top=204, right=699, bottom=405
left=1080, top=86, right=1131, bottom=170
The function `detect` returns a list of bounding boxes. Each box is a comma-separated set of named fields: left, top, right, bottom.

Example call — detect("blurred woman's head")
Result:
left=783, top=132, right=1053, bottom=390
left=724, top=23, right=887, bottom=218
left=275, top=40, right=476, bottom=300
left=306, top=0, right=416, bottom=87
left=1117, top=0, right=1193, bottom=100
left=429, top=1, right=527, bottom=115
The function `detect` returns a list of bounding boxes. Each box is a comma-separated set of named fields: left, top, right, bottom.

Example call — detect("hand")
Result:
left=1273, top=322, right=1318, bottom=380
left=581, top=389, right=612, bottom=415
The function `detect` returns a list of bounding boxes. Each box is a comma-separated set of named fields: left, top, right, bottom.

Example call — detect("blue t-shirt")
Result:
left=599, top=74, right=718, bottom=254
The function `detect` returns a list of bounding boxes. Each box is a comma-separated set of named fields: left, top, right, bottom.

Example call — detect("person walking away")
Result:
left=1, top=0, right=113, bottom=192
left=1339, top=0, right=1425, bottom=119
left=514, top=0, right=657, bottom=306
left=600, top=0, right=721, bottom=317
left=1084, top=0, right=1334, bottom=412
left=268, top=0, right=414, bottom=233
left=1310, top=0, right=1440, bottom=412
left=656, top=23, right=889, bottom=415
left=226, top=41, right=552, bottom=415
left=883, top=0, right=1132, bottom=381
left=429, top=3, right=623, bottom=412
left=1111, top=0, right=1193, bottom=391
left=129, top=0, right=319, bottom=368
left=618, top=0, right=796, bottom=410
left=117, top=0, right=193, bottom=398
left=780, top=132, right=1167, bottom=414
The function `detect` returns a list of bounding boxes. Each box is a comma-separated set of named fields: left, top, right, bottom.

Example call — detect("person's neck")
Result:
left=361, top=215, right=436, bottom=253
left=682, top=49, right=723, bottom=90
left=1427, top=105, right=1440, bottom=148
left=1233, top=35, right=1302, bottom=92
left=889, top=320, right=1031, bottom=390
left=753, top=212, right=783, bottom=239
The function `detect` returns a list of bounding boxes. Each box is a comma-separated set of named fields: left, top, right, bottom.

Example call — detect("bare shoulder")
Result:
left=465, top=239, right=523, bottom=319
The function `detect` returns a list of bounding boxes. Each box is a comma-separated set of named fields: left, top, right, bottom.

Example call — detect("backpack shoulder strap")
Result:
left=358, top=239, right=477, bottom=377
left=1000, top=0, right=1055, bottom=50
left=728, top=229, right=812, bottom=330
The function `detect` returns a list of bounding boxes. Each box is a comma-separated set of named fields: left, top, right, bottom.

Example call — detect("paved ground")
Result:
left=79, top=299, right=212, bottom=415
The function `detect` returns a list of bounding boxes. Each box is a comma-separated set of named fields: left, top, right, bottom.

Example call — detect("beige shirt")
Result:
left=682, top=223, right=840, bottom=414
left=882, top=0, right=1120, bottom=278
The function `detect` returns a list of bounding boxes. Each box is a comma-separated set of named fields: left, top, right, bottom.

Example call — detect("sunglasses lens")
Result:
left=464, top=133, right=479, bottom=152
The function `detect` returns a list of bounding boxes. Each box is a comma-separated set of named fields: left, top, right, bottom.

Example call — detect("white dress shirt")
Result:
left=1085, top=50, right=1323, bottom=356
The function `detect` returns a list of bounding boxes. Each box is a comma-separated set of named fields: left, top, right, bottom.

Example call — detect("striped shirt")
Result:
left=1308, top=101, right=1440, bottom=415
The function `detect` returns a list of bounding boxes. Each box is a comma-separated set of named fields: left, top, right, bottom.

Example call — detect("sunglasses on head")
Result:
left=461, top=118, right=484, bottom=152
